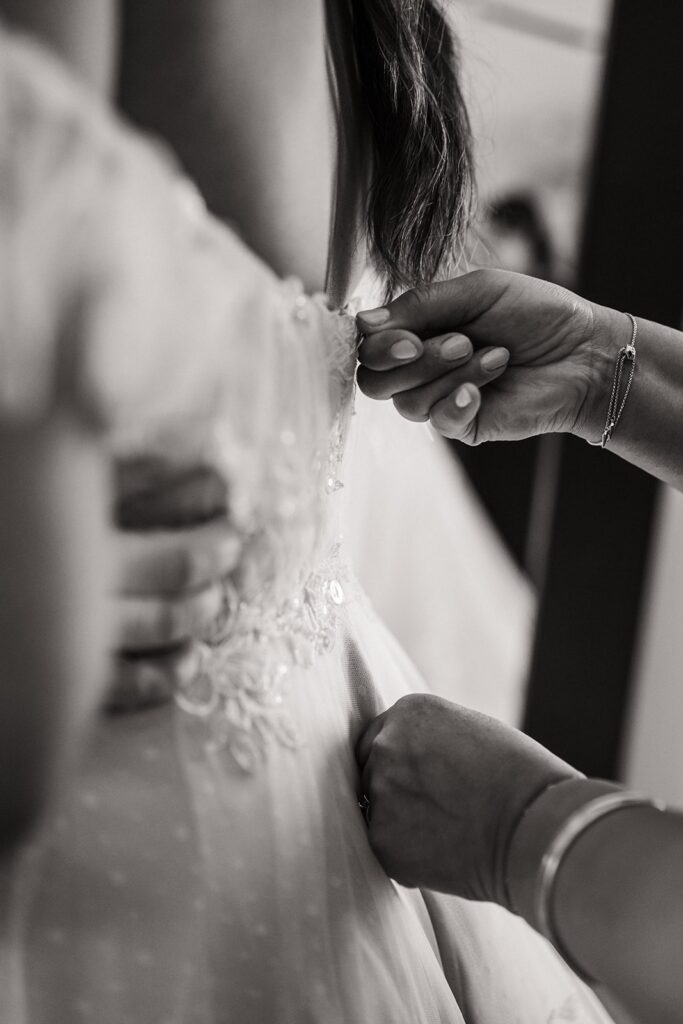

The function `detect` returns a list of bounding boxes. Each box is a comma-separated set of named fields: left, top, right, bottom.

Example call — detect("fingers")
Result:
left=357, top=333, right=476, bottom=402
left=116, top=461, right=228, bottom=529
left=358, top=330, right=474, bottom=391
left=359, top=341, right=508, bottom=425
left=357, top=269, right=509, bottom=337
left=106, top=643, right=203, bottom=712
left=358, top=329, right=425, bottom=370
left=114, top=519, right=241, bottom=596
left=358, top=323, right=507, bottom=404
left=390, top=347, right=509, bottom=422
left=113, top=579, right=227, bottom=652
left=359, top=330, right=471, bottom=373
left=429, top=385, right=482, bottom=442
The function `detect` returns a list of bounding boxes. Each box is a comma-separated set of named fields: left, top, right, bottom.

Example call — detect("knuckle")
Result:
left=468, top=267, right=488, bottom=285
left=406, top=282, right=433, bottom=310
left=430, top=406, right=473, bottom=442
left=457, top=427, right=477, bottom=446
left=368, top=735, right=392, bottom=770
left=471, top=266, right=503, bottom=290
left=392, top=392, right=429, bottom=422
left=356, top=367, right=390, bottom=400
left=392, top=694, right=430, bottom=735
left=397, top=693, right=430, bottom=714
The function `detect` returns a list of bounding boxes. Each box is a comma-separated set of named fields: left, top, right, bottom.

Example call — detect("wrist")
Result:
left=505, top=777, right=621, bottom=924
left=571, top=303, right=632, bottom=443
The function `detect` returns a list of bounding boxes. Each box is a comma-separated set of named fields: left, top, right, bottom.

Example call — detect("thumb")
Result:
left=356, top=270, right=504, bottom=337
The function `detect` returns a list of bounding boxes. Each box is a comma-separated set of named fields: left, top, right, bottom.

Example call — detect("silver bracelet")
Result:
left=587, top=312, right=638, bottom=448
left=535, top=790, right=665, bottom=982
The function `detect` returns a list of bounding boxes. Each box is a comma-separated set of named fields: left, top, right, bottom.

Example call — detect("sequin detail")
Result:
left=111, top=276, right=359, bottom=770
left=176, top=552, right=351, bottom=772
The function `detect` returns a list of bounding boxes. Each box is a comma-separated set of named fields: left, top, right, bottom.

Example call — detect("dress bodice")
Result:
left=116, top=273, right=359, bottom=770
left=0, top=23, right=359, bottom=768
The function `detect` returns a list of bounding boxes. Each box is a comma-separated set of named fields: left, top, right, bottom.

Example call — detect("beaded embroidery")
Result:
left=170, top=280, right=357, bottom=770
left=104, top=175, right=359, bottom=767
left=176, top=551, right=351, bottom=772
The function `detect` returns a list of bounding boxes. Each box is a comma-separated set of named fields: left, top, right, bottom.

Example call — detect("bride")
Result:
left=1, top=3, right=608, bottom=1022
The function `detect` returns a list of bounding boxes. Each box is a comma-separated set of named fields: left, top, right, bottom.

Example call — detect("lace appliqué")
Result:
left=176, top=551, right=351, bottom=773
left=173, top=279, right=357, bottom=771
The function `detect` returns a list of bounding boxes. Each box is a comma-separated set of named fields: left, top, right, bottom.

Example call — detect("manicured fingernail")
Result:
left=391, top=339, right=419, bottom=360
left=440, top=334, right=471, bottom=361
left=481, top=348, right=510, bottom=372
left=455, top=385, right=473, bottom=409
left=358, top=307, right=390, bottom=326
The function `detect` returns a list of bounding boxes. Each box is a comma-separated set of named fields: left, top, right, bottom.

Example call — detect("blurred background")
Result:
left=452, top=0, right=683, bottom=805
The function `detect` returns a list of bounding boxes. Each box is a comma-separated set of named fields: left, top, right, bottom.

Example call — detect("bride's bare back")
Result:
left=2, top=0, right=354, bottom=294
left=119, top=0, right=342, bottom=295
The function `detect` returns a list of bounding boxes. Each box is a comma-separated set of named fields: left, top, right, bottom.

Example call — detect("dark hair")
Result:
left=349, top=0, right=474, bottom=296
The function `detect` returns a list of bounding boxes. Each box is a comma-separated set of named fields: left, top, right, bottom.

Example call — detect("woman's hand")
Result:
left=109, top=519, right=241, bottom=708
left=356, top=694, right=577, bottom=904
left=357, top=269, right=619, bottom=445
left=108, top=461, right=241, bottom=709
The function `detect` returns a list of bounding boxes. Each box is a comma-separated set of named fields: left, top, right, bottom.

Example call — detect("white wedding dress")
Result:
left=345, top=272, right=534, bottom=727
left=0, top=27, right=611, bottom=1024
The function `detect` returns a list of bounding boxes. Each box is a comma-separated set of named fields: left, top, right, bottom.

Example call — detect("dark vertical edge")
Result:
left=522, top=0, right=683, bottom=777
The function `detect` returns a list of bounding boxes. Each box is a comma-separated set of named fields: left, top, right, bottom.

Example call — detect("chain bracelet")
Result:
left=587, top=312, right=638, bottom=448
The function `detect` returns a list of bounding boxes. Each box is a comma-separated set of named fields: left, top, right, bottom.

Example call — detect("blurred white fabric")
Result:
left=346, top=272, right=534, bottom=726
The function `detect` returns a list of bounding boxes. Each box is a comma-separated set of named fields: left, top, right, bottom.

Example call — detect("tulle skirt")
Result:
left=345, top=390, right=534, bottom=726
left=1, top=583, right=609, bottom=1024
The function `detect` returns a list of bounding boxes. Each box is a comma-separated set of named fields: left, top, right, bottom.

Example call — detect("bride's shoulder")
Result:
left=0, top=25, right=355, bottom=428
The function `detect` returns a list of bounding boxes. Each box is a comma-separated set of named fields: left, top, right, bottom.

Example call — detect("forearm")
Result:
left=577, top=303, right=683, bottom=490
left=508, top=779, right=683, bottom=1024
left=554, top=803, right=683, bottom=1024
left=0, top=413, right=110, bottom=853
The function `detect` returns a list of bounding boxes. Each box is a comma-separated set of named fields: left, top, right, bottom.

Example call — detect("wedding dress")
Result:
left=344, top=274, right=534, bottom=726
left=0, top=27, right=611, bottom=1024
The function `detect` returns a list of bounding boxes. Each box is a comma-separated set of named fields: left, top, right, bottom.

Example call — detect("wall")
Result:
left=623, top=486, right=683, bottom=808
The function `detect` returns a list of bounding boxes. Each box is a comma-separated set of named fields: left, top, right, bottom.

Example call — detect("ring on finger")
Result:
left=358, top=794, right=372, bottom=825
